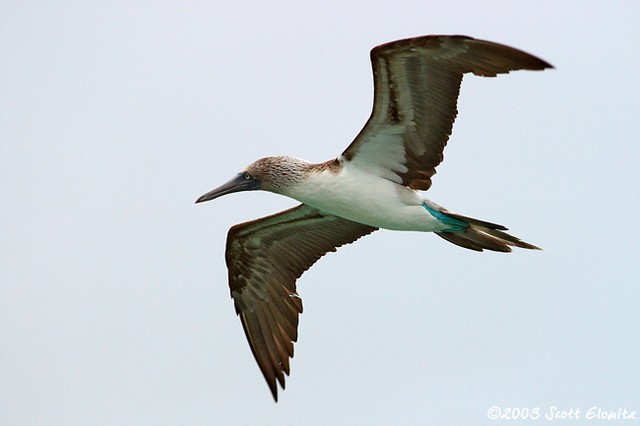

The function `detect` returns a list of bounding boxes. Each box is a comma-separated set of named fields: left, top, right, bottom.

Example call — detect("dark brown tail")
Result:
left=435, top=211, right=541, bottom=252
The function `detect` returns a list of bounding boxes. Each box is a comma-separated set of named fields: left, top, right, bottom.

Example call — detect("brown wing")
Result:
left=225, top=204, right=377, bottom=401
left=342, top=35, right=552, bottom=190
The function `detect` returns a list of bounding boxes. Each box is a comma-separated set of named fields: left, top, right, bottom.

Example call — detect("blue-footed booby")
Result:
left=196, top=35, right=552, bottom=401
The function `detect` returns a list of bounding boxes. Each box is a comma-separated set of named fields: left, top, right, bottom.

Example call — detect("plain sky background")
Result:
left=1, top=1, right=639, bottom=425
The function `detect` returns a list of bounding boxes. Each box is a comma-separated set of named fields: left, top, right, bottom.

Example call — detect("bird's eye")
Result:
left=243, top=172, right=252, bottom=180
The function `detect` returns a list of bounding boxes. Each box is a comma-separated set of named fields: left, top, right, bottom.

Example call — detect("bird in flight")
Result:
left=196, top=35, right=552, bottom=401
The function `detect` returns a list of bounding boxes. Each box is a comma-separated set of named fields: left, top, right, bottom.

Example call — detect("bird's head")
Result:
left=196, top=156, right=308, bottom=204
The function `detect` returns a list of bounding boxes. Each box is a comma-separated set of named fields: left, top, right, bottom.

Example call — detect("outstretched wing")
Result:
left=225, top=204, right=377, bottom=400
left=342, top=35, right=552, bottom=190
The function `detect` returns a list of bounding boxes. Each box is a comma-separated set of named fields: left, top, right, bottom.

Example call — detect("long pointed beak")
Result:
left=195, top=173, right=261, bottom=204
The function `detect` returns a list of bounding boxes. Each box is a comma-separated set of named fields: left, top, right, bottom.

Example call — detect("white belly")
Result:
left=284, top=166, right=448, bottom=232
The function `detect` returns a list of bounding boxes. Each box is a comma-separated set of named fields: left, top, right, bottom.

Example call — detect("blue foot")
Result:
left=422, top=203, right=469, bottom=232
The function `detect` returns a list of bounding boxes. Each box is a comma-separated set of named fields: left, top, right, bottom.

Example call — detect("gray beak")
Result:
left=195, top=173, right=261, bottom=204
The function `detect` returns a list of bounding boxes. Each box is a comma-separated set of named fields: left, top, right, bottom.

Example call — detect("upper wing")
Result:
left=225, top=204, right=377, bottom=401
left=341, top=35, right=553, bottom=190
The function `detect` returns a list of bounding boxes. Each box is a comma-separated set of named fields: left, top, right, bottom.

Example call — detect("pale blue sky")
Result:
left=1, top=1, right=639, bottom=425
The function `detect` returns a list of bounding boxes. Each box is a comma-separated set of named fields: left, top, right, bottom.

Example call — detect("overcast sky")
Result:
left=1, top=1, right=639, bottom=425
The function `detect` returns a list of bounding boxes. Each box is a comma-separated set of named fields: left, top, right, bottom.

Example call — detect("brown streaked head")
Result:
left=196, top=156, right=312, bottom=203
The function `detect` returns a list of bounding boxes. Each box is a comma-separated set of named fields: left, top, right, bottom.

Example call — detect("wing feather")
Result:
left=342, top=35, right=552, bottom=190
left=226, top=204, right=377, bottom=400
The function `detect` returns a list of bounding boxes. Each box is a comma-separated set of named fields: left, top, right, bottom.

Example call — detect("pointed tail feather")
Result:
left=435, top=210, right=541, bottom=252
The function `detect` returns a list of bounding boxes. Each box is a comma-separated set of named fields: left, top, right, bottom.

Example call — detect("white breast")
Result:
left=284, top=162, right=448, bottom=232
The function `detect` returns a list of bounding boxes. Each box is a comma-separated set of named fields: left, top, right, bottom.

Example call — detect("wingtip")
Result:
left=536, top=59, right=555, bottom=71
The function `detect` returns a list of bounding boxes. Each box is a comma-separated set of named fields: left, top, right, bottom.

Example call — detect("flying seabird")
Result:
left=196, top=35, right=552, bottom=401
